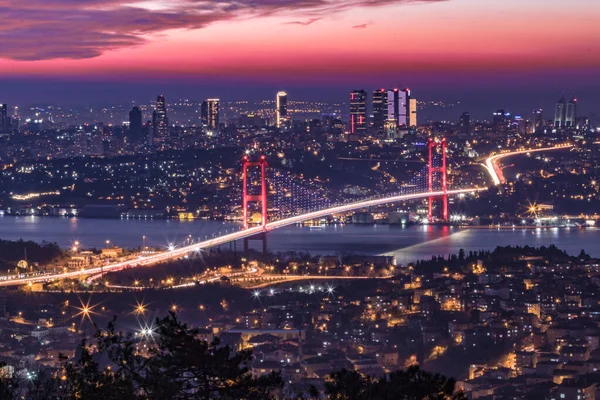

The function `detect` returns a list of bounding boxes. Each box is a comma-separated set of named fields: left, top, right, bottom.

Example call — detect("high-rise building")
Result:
left=350, top=90, right=367, bottom=135
left=372, top=89, right=400, bottom=132
left=129, top=106, right=143, bottom=144
left=565, top=98, right=577, bottom=127
left=276, top=91, right=288, bottom=128
left=493, top=109, right=509, bottom=132
left=0, top=104, right=8, bottom=133
left=409, top=98, right=418, bottom=127
left=200, top=101, right=208, bottom=127
left=554, top=96, right=566, bottom=128
left=397, top=89, right=410, bottom=126
left=459, top=112, right=471, bottom=135
left=203, top=99, right=220, bottom=131
left=11, top=106, right=19, bottom=132
left=372, top=89, right=387, bottom=131
left=533, top=109, right=544, bottom=133
left=152, top=95, right=169, bottom=140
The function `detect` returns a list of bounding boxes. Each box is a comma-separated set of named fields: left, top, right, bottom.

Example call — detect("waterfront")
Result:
left=1, top=216, right=599, bottom=264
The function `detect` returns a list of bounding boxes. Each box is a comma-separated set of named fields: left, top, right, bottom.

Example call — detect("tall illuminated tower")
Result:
left=276, top=91, right=288, bottom=128
left=206, top=99, right=221, bottom=131
left=565, top=98, right=577, bottom=127
left=397, top=89, right=410, bottom=127
left=409, top=98, right=418, bottom=127
left=152, top=95, right=169, bottom=140
left=350, top=90, right=367, bottom=135
left=372, top=89, right=386, bottom=131
left=372, top=89, right=399, bottom=132
left=554, top=96, right=566, bottom=128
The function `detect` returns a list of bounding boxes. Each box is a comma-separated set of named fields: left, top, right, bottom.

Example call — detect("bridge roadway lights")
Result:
left=0, top=188, right=485, bottom=288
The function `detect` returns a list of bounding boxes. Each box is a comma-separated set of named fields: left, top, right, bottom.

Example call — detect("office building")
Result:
left=350, top=90, right=367, bottom=135
left=493, top=109, right=509, bottom=132
left=398, top=89, right=410, bottom=126
left=459, top=112, right=471, bottom=135
left=533, top=109, right=544, bottom=133
left=152, top=95, right=169, bottom=140
left=201, top=99, right=220, bottom=131
left=128, top=106, right=143, bottom=144
left=276, top=91, right=288, bottom=128
left=565, top=98, right=577, bottom=127
left=409, top=98, right=418, bottom=127
left=0, top=104, right=8, bottom=133
left=372, top=89, right=400, bottom=131
left=372, top=89, right=387, bottom=131
left=554, top=96, right=566, bottom=128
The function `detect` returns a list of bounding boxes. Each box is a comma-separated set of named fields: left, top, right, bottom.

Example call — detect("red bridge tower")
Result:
left=428, top=138, right=449, bottom=222
left=242, top=155, right=268, bottom=230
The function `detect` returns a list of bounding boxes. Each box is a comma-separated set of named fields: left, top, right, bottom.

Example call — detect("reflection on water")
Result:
left=387, top=227, right=600, bottom=265
left=0, top=216, right=598, bottom=264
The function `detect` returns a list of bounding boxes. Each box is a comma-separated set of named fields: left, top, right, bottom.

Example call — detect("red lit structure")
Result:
left=242, top=155, right=268, bottom=230
left=428, top=138, right=449, bottom=222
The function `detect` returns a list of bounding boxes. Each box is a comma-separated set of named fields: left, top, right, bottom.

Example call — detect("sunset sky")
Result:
left=1, top=0, right=599, bottom=114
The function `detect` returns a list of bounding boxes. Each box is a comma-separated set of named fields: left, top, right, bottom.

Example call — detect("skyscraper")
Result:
left=350, top=90, right=367, bottom=135
left=0, top=104, right=8, bottom=133
left=203, top=99, right=220, bottom=131
left=554, top=96, right=566, bottom=128
left=493, top=110, right=508, bottom=132
left=129, top=106, right=142, bottom=144
left=152, top=95, right=169, bottom=141
left=276, top=91, right=288, bottom=128
left=533, top=109, right=544, bottom=133
left=372, top=89, right=399, bottom=132
left=397, top=89, right=410, bottom=127
left=409, top=98, right=418, bottom=127
left=459, top=112, right=471, bottom=135
left=565, top=98, right=577, bottom=127
left=200, top=101, right=208, bottom=127
left=372, top=89, right=387, bottom=131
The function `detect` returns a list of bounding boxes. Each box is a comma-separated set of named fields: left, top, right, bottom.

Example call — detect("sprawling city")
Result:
left=0, top=0, right=599, bottom=399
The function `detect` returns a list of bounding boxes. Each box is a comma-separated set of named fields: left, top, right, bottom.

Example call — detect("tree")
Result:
left=61, top=312, right=282, bottom=400
left=324, top=366, right=465, bottom=400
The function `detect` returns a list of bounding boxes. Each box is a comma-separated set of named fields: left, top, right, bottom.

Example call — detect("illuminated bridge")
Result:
left=0, top=138, right=485, bottom=287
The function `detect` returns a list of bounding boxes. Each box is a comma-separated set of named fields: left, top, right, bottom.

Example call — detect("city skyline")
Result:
left=0, top=0, right=599, bottom=114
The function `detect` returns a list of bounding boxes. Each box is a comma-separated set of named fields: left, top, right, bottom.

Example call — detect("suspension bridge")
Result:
left=2, top=139, right=569, bottom=288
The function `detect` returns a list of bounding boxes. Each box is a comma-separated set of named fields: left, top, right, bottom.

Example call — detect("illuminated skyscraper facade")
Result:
left=398, top=89, right=410, bottom=126
left=205, top=99, right=220, bottom=131
left=350, top=90, right=367, bottom=135
left=565, top=98, right=577, bottom=127
left=409, top=98, right=418, bottom=127
left=152, top=95, right=169, bottom=141
left=276, top=91, right=288, bottom=128
left=372, top=89, right=400, bottom=132
left=554, top=96, right=566, bottom=128
left=372, top=89, right=387, bottom=131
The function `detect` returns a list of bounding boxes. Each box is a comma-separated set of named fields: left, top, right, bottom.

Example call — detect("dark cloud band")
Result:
left=0, top=0, right=444, bottom=60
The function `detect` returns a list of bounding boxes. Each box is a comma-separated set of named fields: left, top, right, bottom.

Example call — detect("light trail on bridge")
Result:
left=0, top=187, right=484, bottom=287
left=484, top=144, right=573, bottom=185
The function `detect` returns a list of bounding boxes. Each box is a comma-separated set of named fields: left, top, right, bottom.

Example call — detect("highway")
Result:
left=484, top=144, right=573, bottom=185
left=0, top=187, right=484, bottom=287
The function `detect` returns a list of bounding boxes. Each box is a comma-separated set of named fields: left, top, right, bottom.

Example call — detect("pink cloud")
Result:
left=0, top=0, right=446, bottom=60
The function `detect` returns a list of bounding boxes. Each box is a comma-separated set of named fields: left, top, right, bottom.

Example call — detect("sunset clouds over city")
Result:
left=1, top=0, right=598, bottom=81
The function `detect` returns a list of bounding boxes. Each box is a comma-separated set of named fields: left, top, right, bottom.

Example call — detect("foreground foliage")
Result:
left=0, top=313, right=463, bottom=399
